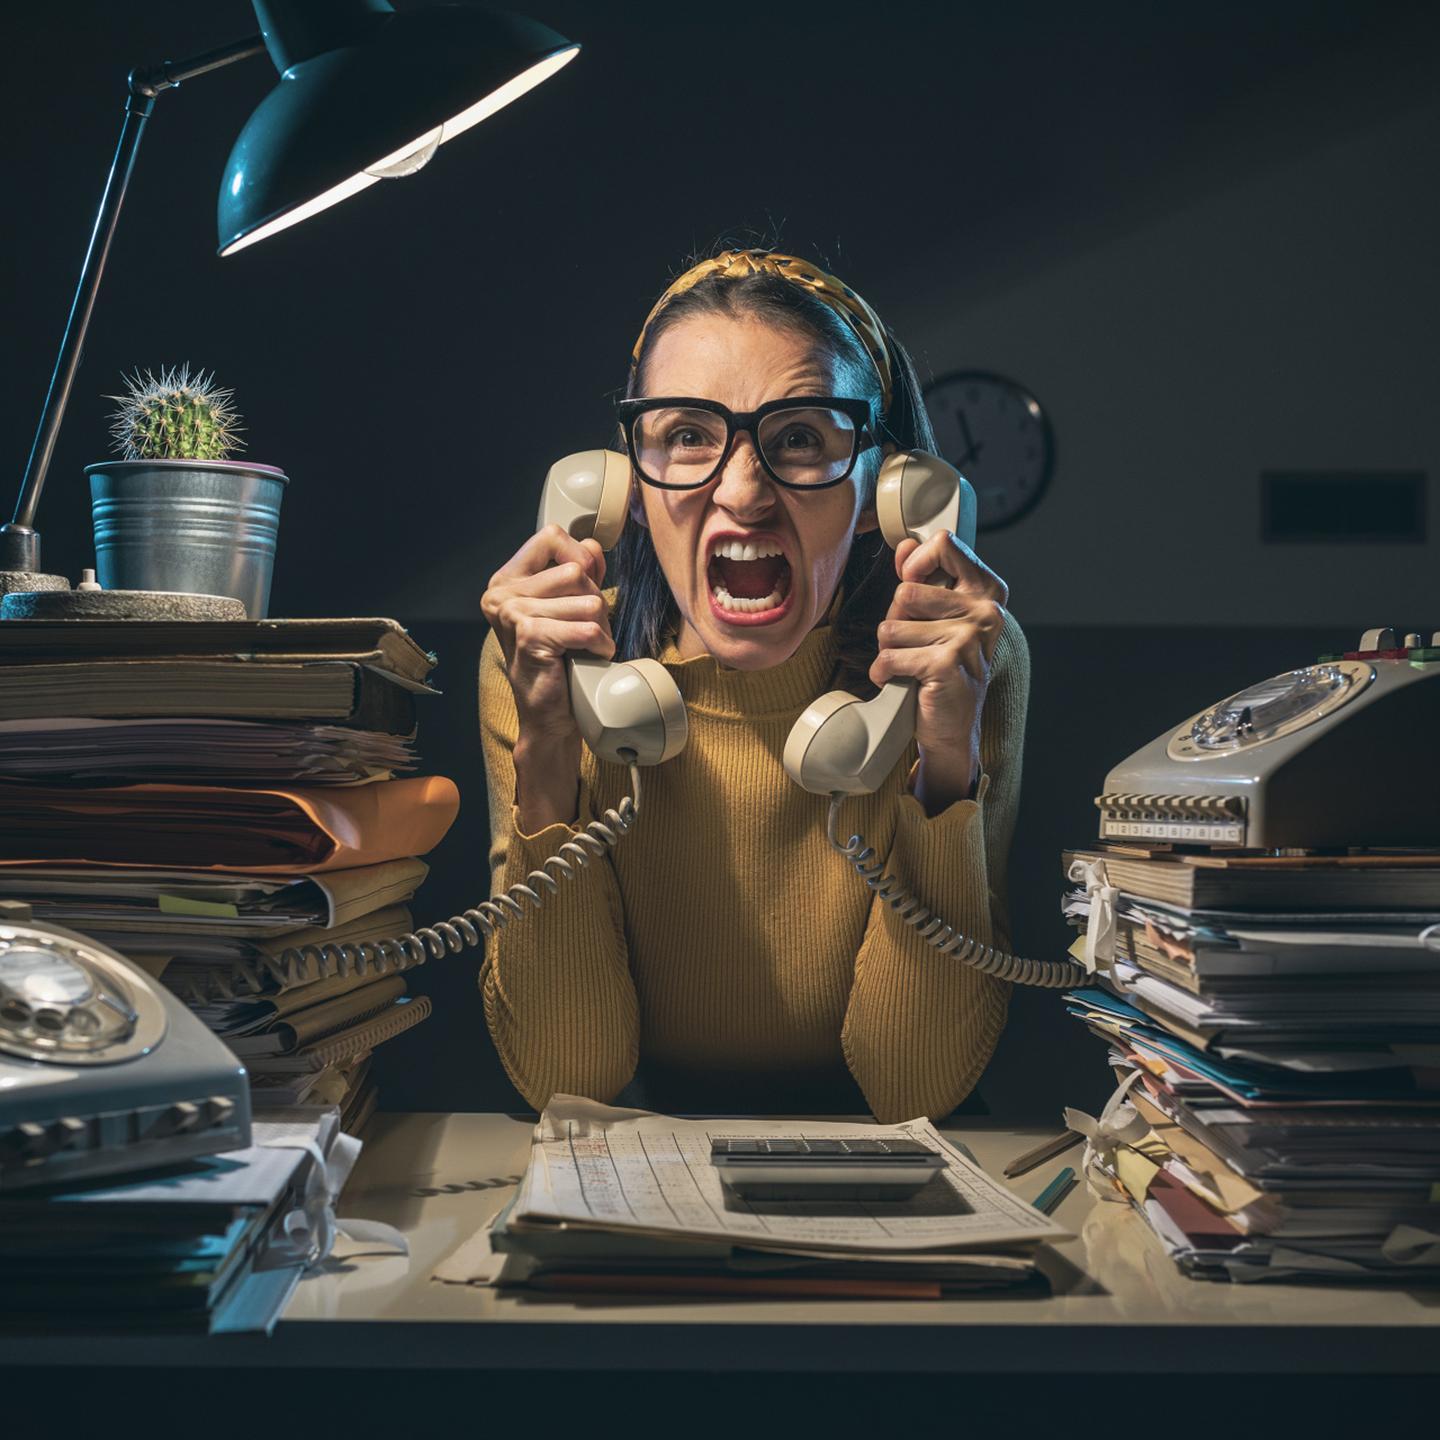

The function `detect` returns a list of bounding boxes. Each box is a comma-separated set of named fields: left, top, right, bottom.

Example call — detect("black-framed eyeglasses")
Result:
left=614, top=395, right=878, bottom=491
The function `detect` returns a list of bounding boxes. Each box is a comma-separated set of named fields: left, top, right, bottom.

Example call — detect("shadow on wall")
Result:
left=373, top=619, right=1346, bottom=1122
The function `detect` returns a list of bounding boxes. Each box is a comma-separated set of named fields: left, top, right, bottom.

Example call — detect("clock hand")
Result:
left=953, top=407, right=983, bottom=468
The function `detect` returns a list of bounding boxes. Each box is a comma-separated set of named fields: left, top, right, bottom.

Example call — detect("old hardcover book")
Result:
left=0, top=660, right=424, bottom=733
left=1065, top=849, right=1440, bottom=910
left=0, top=616, right=435, bottom=688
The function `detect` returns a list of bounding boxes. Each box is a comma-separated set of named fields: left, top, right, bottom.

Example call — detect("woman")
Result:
left=478, top=249, right=1028, bottom=1124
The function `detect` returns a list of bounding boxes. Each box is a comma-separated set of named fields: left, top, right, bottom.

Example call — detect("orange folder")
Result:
left=0, top=775, right=459, bottom=874
left=526, top=1272, right=943, bottom=1300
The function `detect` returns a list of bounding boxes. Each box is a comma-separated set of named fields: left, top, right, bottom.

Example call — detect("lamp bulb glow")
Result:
left=365, top=126, right=442, bottom=179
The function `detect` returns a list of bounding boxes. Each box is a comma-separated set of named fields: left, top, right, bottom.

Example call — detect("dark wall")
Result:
left=7, top=2, right=1437, bottom=621
left=5, top=3, right=1436, bottom=1121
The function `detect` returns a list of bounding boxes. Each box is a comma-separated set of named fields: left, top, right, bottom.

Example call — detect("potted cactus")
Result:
left=85, top=366, right=287, bottom=618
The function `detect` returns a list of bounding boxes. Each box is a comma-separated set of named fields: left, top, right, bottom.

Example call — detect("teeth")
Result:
left=711, top=583, right=786, bottom=614
left=709, top=537, right=784, bottom=561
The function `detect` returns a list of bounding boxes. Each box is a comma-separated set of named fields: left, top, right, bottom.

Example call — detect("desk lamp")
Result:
left=0, top=0, right=579, bottom=596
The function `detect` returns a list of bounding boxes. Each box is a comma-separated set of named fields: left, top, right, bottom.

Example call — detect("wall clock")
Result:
left=921, top=370, right=1054, bottom=531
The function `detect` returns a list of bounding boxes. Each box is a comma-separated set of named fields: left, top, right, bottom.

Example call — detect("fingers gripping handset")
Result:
left=784, top=451, right=1085, bottom=989
left=783, top=452, right=977, bottom=795
left=537, top=451, right=687, bottom=767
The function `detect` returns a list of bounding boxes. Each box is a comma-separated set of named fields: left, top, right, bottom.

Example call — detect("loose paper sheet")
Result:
left=509, top=1095, right=1069, bottom=1254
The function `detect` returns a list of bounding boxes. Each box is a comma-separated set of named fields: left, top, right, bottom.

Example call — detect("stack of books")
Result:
left=0, top=617, right=459, bottom=1126
left=1061, top=845, right=1440, bottom=1283
left=435, top=1095, right=1069, bottom=1300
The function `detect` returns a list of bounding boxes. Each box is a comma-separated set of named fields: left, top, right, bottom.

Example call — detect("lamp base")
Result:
left=0, top=588, right=246, bottom=621
left=0, top=570, right=70, bottom=598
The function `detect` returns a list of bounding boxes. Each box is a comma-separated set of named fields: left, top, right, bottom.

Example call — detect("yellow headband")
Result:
left=630, top=249, right=894, bottom=414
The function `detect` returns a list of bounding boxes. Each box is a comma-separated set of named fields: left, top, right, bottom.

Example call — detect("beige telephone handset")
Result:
left=783, top=451, right=976, bottom=794
left=256, top=449, right=1081, bottom=991
left=536, top=450, right=687, bottom=767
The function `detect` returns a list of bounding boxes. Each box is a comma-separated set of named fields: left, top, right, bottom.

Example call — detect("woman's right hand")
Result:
left=481, top=525, right=613, bottom=827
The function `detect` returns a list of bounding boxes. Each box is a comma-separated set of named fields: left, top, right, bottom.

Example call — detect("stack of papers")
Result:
left=0, top=716, right=416, bottom=785
left=0, top=1112, right=345, bottom=1334
left=438, top=1096, right=1068, bottom=1299
left=0, top=857, right=428, bottom=943
left=0, top=620, right=452, bottom=1125
left=0, top=774, right=458, bottom=871
left=1061, top=848, right=1440, bottom=1283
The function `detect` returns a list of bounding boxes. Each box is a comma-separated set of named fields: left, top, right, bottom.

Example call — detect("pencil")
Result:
left=1003, top=1130, right=1082, bottom=1178
left=1033, top=1166, right=1077, bottom=1216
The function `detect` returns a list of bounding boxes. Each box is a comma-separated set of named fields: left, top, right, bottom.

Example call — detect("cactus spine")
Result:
left=107, top=365, right=245, bottom=462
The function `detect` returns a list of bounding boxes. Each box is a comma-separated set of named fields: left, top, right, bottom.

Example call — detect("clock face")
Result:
left=922, top=371, right=1054, bottom=531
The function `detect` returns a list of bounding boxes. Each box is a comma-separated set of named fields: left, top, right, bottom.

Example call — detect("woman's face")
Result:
left=633, top=312, right=879, bottom=669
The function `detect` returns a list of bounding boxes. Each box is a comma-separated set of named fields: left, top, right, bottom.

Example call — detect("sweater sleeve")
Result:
left=840, top=610, right=1031, bottom=1123
left=476, top=629, right=639, bottom=1110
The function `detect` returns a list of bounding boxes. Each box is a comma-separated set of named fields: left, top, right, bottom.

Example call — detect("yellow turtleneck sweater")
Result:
left=477, top=602, right=1030, bottom=1124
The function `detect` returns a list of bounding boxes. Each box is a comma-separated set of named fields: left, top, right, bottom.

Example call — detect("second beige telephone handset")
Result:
left=783, top=451, right=977, bottom=795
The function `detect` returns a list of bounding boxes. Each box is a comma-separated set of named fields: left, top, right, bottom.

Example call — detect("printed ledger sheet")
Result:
left=510, top=1095, right=1069, bottom=1253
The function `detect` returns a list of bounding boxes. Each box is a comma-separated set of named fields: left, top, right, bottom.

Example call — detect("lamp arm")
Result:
left=130, top=36, right=269, bottom=98
left=1, top=34, right=266, bottom=575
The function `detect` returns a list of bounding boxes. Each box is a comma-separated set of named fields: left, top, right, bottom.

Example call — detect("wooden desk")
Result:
left=2, top=1105, right=1440, bottom=1422
left=4, top=1111, right=1436, bottom=1386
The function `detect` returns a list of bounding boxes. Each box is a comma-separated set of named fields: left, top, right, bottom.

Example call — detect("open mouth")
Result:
left=706, top=537, right=793, bottom=620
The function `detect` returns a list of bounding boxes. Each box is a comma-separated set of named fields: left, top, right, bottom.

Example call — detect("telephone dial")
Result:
left=1095, top=626, right=1440, bottom=850
left=0, top=901, right=250, bottom=1190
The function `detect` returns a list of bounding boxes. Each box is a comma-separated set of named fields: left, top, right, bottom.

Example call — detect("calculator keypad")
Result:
left=711, top=1137, right=938, bottom=1159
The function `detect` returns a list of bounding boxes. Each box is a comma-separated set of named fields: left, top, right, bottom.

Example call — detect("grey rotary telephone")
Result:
left=251, top=449, right=1082, bottom=989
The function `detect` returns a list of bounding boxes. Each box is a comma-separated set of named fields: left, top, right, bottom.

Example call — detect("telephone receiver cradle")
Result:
left=538, top=448, right=978, bottom=789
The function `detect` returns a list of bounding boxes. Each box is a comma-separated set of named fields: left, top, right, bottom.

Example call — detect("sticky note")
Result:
left=158, top=894, right=240, bottom=918
left=1116, top=1147, right=1159, bottom=1204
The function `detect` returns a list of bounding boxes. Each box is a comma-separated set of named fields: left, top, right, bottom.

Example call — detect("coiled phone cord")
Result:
left=189, top=760, right=645, bottom=1002
left=826, top=795, right=1088, bottom=989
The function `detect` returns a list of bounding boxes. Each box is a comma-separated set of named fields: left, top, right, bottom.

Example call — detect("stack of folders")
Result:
left=1061, top=846, right=1440, bottom=1283
left=434, top=1096, right=1070, bottom=1300
left=0, top=618, right=461, bottom=1126
left=0, top=1110, right=352, bottom=1335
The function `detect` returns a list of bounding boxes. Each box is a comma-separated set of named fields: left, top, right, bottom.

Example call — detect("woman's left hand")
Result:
left=868, top=531, right=1010, bottom=812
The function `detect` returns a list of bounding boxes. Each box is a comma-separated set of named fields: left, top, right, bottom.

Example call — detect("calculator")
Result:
left=710, top=1136, right=946, bottom=1201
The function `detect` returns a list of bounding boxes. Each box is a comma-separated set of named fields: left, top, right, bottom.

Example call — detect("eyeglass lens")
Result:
left=632, top=406, right=859, bottom=488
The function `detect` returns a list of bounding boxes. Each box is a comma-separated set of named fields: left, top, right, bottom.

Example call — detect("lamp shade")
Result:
left=218, top=3, right=578, bottom=255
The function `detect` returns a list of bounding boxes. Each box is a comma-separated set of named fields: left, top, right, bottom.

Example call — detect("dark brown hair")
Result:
left=609, top=252, right=938, bottom=696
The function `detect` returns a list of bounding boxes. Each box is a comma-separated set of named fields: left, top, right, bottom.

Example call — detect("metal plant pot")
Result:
left=84, top=459, right=288, bottom=619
